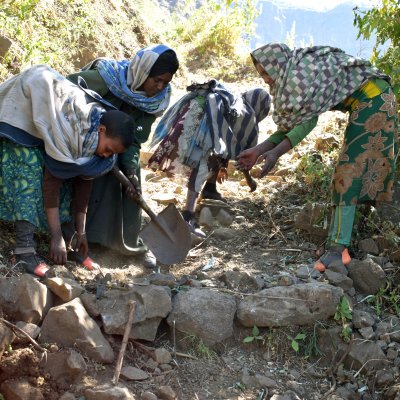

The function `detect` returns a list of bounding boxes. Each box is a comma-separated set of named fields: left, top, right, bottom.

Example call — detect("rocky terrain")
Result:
left=0, top=108, right=400, bottom=399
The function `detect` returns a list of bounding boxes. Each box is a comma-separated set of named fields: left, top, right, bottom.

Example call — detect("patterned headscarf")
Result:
left=82, top=44, right=178, bottom=115
left=251, top=42, right=389, bottom=131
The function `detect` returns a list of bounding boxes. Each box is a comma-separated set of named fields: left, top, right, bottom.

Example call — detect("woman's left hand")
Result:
left=257, top=150, right=279, bottom=178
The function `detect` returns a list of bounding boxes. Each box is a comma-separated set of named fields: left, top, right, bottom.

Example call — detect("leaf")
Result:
left=243, top=336, right=254, bottom=343
left=294, top=333, right=306, bottom=341
left=252, top=326, right=260, bottom=336
left=291, top=340, right=299, bottom=352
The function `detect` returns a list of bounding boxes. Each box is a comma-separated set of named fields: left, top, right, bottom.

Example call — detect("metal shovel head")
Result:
left=139, top=203, right=191, bottom=265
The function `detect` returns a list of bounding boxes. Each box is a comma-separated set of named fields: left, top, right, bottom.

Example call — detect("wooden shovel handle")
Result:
left=112, top=166, right=158, bottom=220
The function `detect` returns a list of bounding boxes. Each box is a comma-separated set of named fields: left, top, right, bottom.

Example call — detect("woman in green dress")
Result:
left=0, top=65, right=134, bottom=276
left=67, top=44, right=179, bottom=268
left=237, top=42, right=398, bottom=272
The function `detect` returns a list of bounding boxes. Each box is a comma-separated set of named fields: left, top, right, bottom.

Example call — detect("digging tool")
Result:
left=112, top=166, right=191, bottom=265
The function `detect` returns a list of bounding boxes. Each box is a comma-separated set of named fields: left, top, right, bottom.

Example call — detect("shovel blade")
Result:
left=139, top=203, right=191, bottom=265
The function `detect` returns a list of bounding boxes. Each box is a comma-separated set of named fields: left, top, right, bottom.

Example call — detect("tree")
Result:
left=354, top=0, right=400, bottom=94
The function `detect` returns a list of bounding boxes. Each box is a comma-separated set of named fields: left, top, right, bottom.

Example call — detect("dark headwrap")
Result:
left=149, top=50, right=179, bottom=77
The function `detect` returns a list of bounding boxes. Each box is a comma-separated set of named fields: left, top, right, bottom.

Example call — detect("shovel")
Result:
left=112, top=167, right=191, bottom=265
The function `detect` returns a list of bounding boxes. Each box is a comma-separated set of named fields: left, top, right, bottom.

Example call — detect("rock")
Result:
left=154, top=348, right=171, bottom=364
left=358, top=238, right=379, bottom=255
left=213, top=227, right=235, bottom=240
left=324, top=270, right=353, bottom=291
left=0, top=36, right=12, bottom=57
left=221, top=270, right=260, bottom=291
left=0, top=275, right=53, bottom=324
left=358, top=326, right=375, bottom=340
left=295, top=265, right=321, bottom=280
left=120, top=366, right=149, bottom=381
left=98, top=285, right=172, bottom=342
left=294, top=203, right=328, bottom=238
left=40, top=297, right=114, bottom=364
left=199, top=207, right=214, bottom=228
left=156, top=386, right=177, bottom=400
left=84, top=385, right=136, bottom=399
left=0, top=321, right=15, bottom=357
left=152, top=193, right=178, bottom=204
left=237, top=282, right=342, bottom=327
left=141, top=392, right=157, bottom=400
left=167, top=287, right=236, bottom=346
left=46, top=277, right=84, bottom=302
left=0, top=380, right=44, bottom=400
left=14, top=321, right=40, bottom=344
left=215, top=208, right=234, bottom=227
left=352, top=310, right=375, bottom=329
left=347, top=258, right=386, bottom=295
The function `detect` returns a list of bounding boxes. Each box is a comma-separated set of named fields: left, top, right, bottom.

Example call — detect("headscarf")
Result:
left=82, top=44, right=179, bottom=115
left=151, top=80, right=271, bottom=163
left=251, top=42, right=389, bottom=131
left=0, top=65, right=115, bottom=179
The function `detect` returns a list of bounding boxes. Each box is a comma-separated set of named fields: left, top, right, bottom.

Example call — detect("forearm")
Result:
left=46, top=207, right=63, bottom=239
left=270, top=137, right=292, bottom=158
left=254, top=140, right=277, bottom=157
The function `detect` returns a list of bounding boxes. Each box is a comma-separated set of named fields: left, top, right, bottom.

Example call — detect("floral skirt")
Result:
left=332, top=86, right=398, bottom=206
left=0, top=139, right=71, bottom=230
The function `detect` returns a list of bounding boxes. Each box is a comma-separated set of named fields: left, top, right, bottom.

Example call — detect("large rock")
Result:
left=167, top=288, right=236, bottom=346
left=40, top=297, right=114, bottom=363
left=0, top=275, right=53, bottom=324
left=347, top=258, right=386, bottom=295
left=99, top=285, right=172, bottom=341
left=237, top=282, right=342, bottom=327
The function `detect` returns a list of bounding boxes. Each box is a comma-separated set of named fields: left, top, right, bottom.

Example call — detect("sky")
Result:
left=270, top=0, right=380, bottom=12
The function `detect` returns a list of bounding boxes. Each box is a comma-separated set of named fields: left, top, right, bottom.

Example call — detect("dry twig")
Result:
left=112, top=300, right=136, bottom=385
left=0, top=317, right=46, bottom=353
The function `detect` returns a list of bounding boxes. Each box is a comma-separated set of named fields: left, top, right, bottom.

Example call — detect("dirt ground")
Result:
left=0, top=83, right=398, bottom=399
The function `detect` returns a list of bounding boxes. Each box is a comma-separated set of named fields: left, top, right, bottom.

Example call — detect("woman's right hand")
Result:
left=236, top=148, right=260, bottom=171
left=50, top=234, right=67, bottom=265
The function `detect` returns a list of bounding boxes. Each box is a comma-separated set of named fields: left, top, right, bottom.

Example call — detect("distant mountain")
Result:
left=253, top=1, right=375, bottom=58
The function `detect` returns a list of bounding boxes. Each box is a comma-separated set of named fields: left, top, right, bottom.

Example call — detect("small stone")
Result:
left=154, top=348, right=171, bottom=364
left=142, top=392, right=158, bottom=400
left=120, top=366, right=149, bottom=381
left=215, top=209, right=234, bottom=227
left=199, top=207, right=214, bottom=228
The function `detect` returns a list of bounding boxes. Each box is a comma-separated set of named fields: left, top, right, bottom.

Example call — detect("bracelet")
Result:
left=75, top=231, right=86, bottom=237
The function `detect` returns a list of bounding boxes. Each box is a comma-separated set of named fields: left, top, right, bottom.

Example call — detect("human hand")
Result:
left=236, top=148, right=260, bottom=171
left=257, top=150, right=279, bottom=178
left=126, top=172, right=142, bottom=201
left=50, top=235, right=67, bottom=265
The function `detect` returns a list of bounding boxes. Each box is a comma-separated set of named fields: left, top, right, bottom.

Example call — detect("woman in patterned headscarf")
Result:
left=237, top=42, right=398, bottom=272
left=67, top=44, right=179, bottom=268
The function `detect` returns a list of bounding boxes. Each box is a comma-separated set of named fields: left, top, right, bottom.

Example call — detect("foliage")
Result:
left=366, top=281, right=400, bottom=316
left=185, top=335, right=218, bottom=360
left=295, top=152, right=335, bottom=203
left=334, top=296, right=353, bottom=342
left=285, top=332, right=306, bottom=353
left=165, top=0, right=259, bottom=79
left=243, top=325, right=265, bottom=344
left=354, top=0, right=400, bottom=95
left=0, top=0, right=158, bottom=81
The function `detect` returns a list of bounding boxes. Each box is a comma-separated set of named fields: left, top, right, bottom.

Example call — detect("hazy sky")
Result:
left=271, top=0, right=380, bottom=12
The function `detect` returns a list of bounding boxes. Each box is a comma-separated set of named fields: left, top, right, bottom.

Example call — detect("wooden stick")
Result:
left=0, top=318, right=46, bottom=353
left=112, top=300, right=136, bottom=385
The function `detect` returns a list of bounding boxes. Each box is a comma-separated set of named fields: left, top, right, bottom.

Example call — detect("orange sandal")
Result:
left=15, top=253, right=50, bottom=277
left=313, top=247, right=351, bottom=272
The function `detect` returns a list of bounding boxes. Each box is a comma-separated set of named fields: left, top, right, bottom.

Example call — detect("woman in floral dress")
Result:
left=237, top=42, right=398, bottom=271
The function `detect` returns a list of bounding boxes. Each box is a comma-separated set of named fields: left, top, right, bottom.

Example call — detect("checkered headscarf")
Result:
left=251, top=43, right=389, bottom=131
